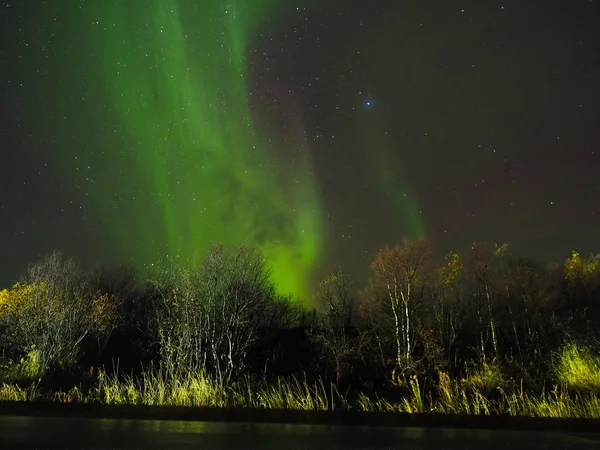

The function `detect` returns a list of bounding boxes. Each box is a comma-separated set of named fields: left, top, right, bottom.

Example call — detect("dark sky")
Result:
left=1, top=0, right=599, bottom=298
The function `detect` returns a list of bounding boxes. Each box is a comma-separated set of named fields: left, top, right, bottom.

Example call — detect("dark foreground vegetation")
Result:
left=0, top=241, right=599, bottom=419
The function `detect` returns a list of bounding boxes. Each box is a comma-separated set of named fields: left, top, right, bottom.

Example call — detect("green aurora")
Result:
left=4, top=0, right=599, bottom=303
left=361, top=117, right=425, bottom=239
left=80, top=0, right=324, bottom=299
left=7, top=0, right=424, bottom=301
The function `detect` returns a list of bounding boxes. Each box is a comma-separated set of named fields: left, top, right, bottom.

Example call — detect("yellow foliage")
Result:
left=441, top=252, right=464, bottom=286
left=0, top=289, right=9, bottom=314
left=493, top=242, right=508, bottom=258
left=1, top=279, right=114, bottom=328
left=565, top=251, right=598, bottom=281
left=92, top=293, right=118, bottom=332
left=0, top=281, right=47, bottom=318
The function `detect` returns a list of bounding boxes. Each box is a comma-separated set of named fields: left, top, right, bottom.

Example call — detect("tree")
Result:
left=367, top=238, right=431, bottom=380
left=86, top=263, right=135, bottom=356
left=464, top=242, right=500, bottom=363
left=507, top=257, right=559, bottom=363
left=431, top=251, right=465, bottom=371
left=0, top=252, right=118, bottom=375
left=309, top=268, right=365, bottom=384
left=562, top=251, right=600, bottom=342
left=149, top=245, right=281, bottom=384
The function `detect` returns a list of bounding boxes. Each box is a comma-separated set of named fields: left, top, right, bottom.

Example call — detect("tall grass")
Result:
left=553, top=342, right=600, bottom=393
left=0, top=347, right=42, bottom=402
left=461, top=360, right=507, bottom=396
left=252, top=377, right=336, bottom=410
left=0, top=347, right=43, bottom=383
left=0, top=382, right=38, bottom=401
left=434, top=370, right=492, bottom=415
left=88, top=359, right=599, bottom=418
left=0, top=343, right=599, bottom=419
left=1, top=366, right=598, bottom=418
left=356, top=392, right=399, bottom=412
left=92, top=364, right=339, bottom=410
left=499, top=386, right=600, bottom=419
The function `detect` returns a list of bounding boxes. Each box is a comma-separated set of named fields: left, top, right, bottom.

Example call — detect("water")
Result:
left=0, top=415, right=599, bottom=449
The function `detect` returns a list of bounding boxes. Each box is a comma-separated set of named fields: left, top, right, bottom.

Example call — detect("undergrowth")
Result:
left=0, top=342, right=599, bottom=419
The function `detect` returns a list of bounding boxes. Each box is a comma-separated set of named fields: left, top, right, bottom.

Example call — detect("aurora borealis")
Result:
left=82, top=0, right=326, bottom=299
left=1, top=0, right=599, bottom=300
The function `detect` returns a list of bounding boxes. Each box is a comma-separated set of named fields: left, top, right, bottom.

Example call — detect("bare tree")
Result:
left=367, top=238, right=431, bottom=380
left=508, top=258, right=559, bottom=362
left=309, top=268, right=366, bottom=384
left=150, top=245, right=280, bottom=384
left=431, top=251, right=465, bottom=371
left=465, top=243, right=500, bottom=363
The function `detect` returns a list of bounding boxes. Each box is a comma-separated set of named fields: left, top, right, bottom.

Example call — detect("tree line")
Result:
left=0, top=240, right=598, bottom=394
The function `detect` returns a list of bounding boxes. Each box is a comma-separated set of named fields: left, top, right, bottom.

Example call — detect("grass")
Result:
left=434, top=370, right=492, bottom=415
left=0, top=382, right=37, bottom=401
left=498, top=386, right=600, bottom=419
left=87, top=364, right=340, bottom=411
left=0, top=343, right=599, bottom=419
left=352, top=345, right=600, bottom=419
left=0, top=365, right=598, bottom=419
left=0, top=347, right=43, bottom=384
left=553, top=342, right=600, bottom=393
left=348, top=371, right=599, bottom=418
left=462, top=360, right=508, bottom=396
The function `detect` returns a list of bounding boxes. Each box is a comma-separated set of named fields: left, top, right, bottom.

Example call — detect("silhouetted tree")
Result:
left=309, top=268, right=366, bottom=384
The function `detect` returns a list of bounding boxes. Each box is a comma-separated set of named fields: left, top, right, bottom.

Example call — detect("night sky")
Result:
left=1, top=0, right=599, bottom=300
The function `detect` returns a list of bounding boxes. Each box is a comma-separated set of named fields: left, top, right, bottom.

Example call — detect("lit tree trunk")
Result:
left=371, top=239, right=430, bottom=379
left=484, top=285, right=498, bottom=359
left=386, top=279, right=403, bottom=373
left=401, top=281, right=411, bottom=362
left=477, top=306, right=486, bottom=363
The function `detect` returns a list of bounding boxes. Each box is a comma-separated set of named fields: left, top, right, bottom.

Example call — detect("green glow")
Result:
left=80, top=0, right=323, bottom=300
left=361, top=123, right=425, bottom=239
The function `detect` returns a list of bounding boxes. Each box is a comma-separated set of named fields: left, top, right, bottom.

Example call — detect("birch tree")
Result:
left=432, top=251, right=465, bottom=370
left=369, top=238, right=430, bottom=379
left=150, top=245, right=279, bottom=384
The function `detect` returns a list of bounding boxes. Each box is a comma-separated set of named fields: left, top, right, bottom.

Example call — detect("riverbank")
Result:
left=1, top=400, right=600, bottom=434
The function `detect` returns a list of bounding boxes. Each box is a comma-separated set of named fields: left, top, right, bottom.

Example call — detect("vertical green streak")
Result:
left=82, top=0, right=323, bottom=299
left=363, top=127, right=425, bottom=239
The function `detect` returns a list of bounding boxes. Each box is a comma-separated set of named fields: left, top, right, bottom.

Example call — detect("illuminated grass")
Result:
left=553, top=342, right=600, bottom=393
left=353, top=369, right=599, bottom=419
left=461, top=360, right=507, bottom=396
left=0, top=359, right=599, bottom=418
left=434, top=370, right=492, bottom=415
left=356, top=392, right=398, bottom=412
left=93, top=364, right=229, bottom=407
left=0, top=347, right=43, bottom=384
left=498, top=386, right=600, bottom=419
left=90, top=365, right=338, bottom=411
left=0, top=382, right=38, bottom=402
